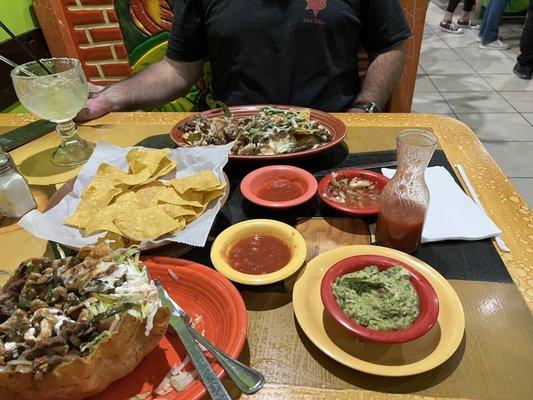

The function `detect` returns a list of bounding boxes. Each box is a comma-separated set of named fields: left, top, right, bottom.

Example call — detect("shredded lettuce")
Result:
left=114, top=247, right=141, bottom=268
left=85, top=296, right=115, bottom=318
left=80, top=330, right=114, bottom=353
left=128, top=393, right=151, bottom=400
left=84, top=248, right=161, bottom=336
left=93, top=303, right=133, bottom=323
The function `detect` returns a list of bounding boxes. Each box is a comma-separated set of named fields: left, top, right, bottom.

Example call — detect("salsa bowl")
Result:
left=210, top=219, right=307, bottom=285
left=318, top=169, right=389, bottom=216
left=240, top=165, right=317, bottom=209
left=320, top=254, right=439, bottom=343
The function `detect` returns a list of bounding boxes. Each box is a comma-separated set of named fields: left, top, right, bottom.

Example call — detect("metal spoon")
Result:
left=163, top=288, right=265, bottom=395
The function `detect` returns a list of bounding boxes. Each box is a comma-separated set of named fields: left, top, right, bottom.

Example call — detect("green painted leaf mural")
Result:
left=114, top=0, right=213, bottom=112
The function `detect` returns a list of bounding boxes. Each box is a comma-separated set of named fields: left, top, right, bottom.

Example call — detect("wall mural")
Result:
left=115, top=0, right=212, bottom=112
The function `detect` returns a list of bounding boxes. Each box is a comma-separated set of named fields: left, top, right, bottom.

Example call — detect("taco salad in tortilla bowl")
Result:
left=0, top=243, right=169, bottom=400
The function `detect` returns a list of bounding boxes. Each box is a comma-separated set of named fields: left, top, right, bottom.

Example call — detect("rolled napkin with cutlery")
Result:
left=382, top=166, right=501, bottom=243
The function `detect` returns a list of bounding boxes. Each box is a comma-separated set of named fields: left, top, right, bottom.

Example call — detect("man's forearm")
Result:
left=354, top=42, right=406, bottom=109
left=101, top=57, right=203, bottom=111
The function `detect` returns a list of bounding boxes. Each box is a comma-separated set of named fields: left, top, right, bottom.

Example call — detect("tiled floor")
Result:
left=415, top=1, right=533, bottom=206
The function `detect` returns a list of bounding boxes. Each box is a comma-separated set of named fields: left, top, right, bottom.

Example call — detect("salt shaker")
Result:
left=0, top=151, right=36, bottom=218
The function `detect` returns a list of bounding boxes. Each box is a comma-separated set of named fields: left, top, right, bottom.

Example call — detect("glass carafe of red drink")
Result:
left=376, top=129, right=438, bottom=253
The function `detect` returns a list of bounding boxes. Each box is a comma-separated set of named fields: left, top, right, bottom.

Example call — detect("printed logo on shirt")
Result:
left=303, top=0, right=327, bottom=25
left=305, top=0, right=327, bottom=17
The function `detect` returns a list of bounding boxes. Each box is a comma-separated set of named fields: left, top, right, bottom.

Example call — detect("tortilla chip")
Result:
left=125, top=182, right=164, bottom=206
left=64, top=185, right=123, bottom=228
left=299, top=108, right=311, bottom=120
left=98, top=232, right=133, bottom=249
left=183, top=214, right=198, bottom=223
left=185, top=189, right=224, bottom=214
left=91, top=163, right=157, bottom=186
left=202, top=188, right=225, bottom=205
left=179, top=190, right=207, bottom=207
left=113, top=190, right=144, bottom=205
left=64, top=150, right=228, bottom=243
left=155, top=187, right=185, bottom=205
left=148, top=156, right=176, bottom=181
left=170, top=171, right=224, bottom=194
left=126, top=148, right=167, bottom=172
left=116, top=170, right=155, bottom=187
left=126, top=148, right=175, bottom=180
left=92, top=163, right=128, bottom=186
left=158, top=204, right=197, bottom=219
left=86, top=149, right=175, bottom=187
left=127, top=159, right=176, bottom=188
left=84, top=198, right=143, bottom=236
left=113, top=207, right=186, bottom=242
left=84, top=218, right=121, bottom=237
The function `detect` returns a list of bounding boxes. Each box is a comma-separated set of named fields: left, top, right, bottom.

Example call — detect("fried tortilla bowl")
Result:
left=0, top=312, right=168, bottom=400
left=0, top=244, right=170, bottom=400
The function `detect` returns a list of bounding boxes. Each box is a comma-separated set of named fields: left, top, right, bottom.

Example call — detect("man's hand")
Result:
left=75, top=58, right=203, bottom=122
left=76, top=83, right=114, bottom=121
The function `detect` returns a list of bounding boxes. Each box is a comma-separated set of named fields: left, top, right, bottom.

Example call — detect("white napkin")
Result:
left=382, top=166, right=501, bottom=243
left=19, top=141, right=233, bottom=248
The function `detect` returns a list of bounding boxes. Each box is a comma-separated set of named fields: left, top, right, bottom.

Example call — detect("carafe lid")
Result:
left=0, top=152, right=15, bottom=175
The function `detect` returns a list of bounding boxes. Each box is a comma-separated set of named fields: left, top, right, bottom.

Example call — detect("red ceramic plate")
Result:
left=240, top=165, right=317, bottom=209
left=318, top=169, right=389, bottom=216
left=170, top=105, right=347, bottom=161
left=320, top=255, right=439, bottom=344
left=90, top=257, right=247, bottom=400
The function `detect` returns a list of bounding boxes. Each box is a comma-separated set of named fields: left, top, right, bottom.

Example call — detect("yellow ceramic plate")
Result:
left=293, top=245, right=465, bottom=376
left=210, top=219, right=307, bottom=285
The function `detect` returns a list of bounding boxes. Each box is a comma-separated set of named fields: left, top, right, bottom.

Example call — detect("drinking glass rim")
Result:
left=397, top=129, right=438, bottom=148
left=10, top=57, right=82, bottom=79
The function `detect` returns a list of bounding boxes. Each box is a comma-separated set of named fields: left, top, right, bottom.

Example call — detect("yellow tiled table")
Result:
left=0, top=113, right=531, bottom=400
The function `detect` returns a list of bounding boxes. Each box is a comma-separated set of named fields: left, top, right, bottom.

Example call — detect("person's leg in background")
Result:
left=514, top=0, right=533, bottom=79
left=478, top=1, right=487, bottom=38
left=477, top=0, right=496, bottom=39
left=479, top=0, right=510, bottom=49
left=440, top=0, right=465, bottom=33
left=457, top=0, right=480, bottom=31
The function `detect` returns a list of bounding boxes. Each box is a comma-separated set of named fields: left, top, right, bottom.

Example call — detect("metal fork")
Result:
left=161, top=284, right=265, bottom=395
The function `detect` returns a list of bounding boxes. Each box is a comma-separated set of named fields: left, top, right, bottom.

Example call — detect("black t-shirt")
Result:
left=166, top=0, right=411, bottom=112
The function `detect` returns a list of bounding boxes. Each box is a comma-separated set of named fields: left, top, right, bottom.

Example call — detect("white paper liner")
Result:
left=19, top=141, right=233, bottom=249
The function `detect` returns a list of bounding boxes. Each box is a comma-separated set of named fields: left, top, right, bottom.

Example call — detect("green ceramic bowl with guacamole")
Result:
left=320, top=254, right=439, bottom=343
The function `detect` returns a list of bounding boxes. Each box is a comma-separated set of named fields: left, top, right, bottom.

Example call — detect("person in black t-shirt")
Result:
left=78, top=0, right=411, bottom=120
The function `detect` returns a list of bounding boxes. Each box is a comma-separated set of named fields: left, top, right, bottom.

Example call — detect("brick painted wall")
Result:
left=35, top=0, right=132, bottom=85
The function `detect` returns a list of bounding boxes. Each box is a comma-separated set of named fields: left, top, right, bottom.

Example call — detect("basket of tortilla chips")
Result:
left=0, top=243, right=170, bottom=400
left=19, top=142, right=231, bottom=250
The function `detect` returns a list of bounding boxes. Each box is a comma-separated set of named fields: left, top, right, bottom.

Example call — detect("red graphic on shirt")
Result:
left=305, top=0, right=327, bottom=17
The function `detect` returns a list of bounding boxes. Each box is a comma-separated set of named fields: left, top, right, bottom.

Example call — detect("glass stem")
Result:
left=56, top=120, right=80, bottom=148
